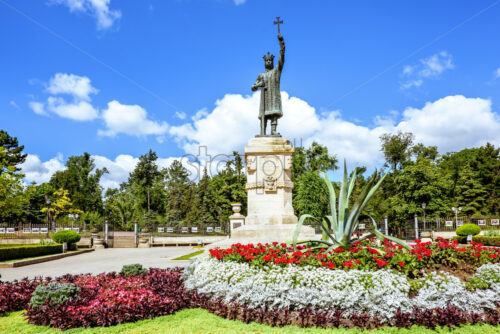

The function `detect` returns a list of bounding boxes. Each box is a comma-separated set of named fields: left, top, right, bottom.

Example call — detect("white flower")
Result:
left=183, top=258, right=500, bottom=320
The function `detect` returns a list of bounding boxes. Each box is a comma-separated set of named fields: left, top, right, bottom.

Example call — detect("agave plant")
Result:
left=292, top=162, right=410, bottom=250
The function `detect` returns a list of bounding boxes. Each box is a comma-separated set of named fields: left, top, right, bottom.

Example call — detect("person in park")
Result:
left=252, top=32, right=285, bottom=136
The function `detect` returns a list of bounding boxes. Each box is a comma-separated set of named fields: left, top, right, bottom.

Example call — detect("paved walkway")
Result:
left=0, top=247, right=195, bottom=281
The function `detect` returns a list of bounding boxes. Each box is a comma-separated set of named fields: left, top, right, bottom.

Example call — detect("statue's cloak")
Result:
left=257, top=68, right=283, bottom=120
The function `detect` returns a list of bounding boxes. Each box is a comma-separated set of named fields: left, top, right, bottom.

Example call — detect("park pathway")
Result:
left=0, top=247, right=194, bottom=281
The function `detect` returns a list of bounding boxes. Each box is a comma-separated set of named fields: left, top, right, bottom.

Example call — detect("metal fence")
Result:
left=147, top=221, right=229, bottom=237
left=0, top=222, right=93, bottom=240
left=403, top=216, right=500, bottom=240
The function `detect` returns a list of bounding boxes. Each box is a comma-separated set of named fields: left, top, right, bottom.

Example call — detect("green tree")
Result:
left=50, top=153, right=107, bottom=213
left=454, top=164, right=487, bottom=216
left=41, top=188, right=82, bottom=220
left=128, top=149, right=161, bottom=213
left=294, top=171, right=329, bottom=218
left=210, top=152, right=247, bottom=223
left=186, top=168, right=220, bottom=226
left=165, top=160, right=193, bottom=225
left=411, top=143, right=438, bottom=161
left=388, top=158, right=451, bottom=229
left=379, top=131, right=414, bottom=170
left=0, top=130, right=27, bottom=173
left=292, top=142, right=337, bottom=180
left=0, top=147, right=30, bottom=221
left=292, top=142, right=337, bottom=218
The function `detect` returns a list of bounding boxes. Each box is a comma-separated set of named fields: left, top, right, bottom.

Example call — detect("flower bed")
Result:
left=1, top=268, right=187, bottom=330
left=209, top=238, right=500, bottom=278
left=184, top=257, right=500, bottom=321
left=182, top=239, right=500, bottom=328
left=1, top=239, right=499, bottom=330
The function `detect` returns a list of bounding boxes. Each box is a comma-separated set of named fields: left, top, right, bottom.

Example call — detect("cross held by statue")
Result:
left=274, top=17, right=283, bottom=34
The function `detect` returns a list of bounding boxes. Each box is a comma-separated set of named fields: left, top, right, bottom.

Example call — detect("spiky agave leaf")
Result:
left=368, top=216, right=411, bottom=251
left=321, top=172, right=337, bottom=231
left=292, top=214, right=315, bottom=250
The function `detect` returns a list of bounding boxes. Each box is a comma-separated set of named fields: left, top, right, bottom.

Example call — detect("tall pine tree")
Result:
left=186, top=167, right=220, bottom=226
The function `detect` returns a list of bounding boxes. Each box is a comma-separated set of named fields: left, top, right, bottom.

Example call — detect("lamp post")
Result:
left=68, top=214, right=79, bottom=231
left=422, top=202, right=427, bottom=231
left=452, top=206, right=462, bottom=227
left=45, top=195, right=53, bottom=234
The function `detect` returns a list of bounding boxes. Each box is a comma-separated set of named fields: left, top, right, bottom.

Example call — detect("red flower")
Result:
left=398, top=261, right=405, bottom=267
left=343, top=260, right=353, bottom=268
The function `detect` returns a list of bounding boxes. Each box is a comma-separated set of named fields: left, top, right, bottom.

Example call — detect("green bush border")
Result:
left=472, top=235, right=500, bottom=246
left=0, top=244, right=62, bottom=261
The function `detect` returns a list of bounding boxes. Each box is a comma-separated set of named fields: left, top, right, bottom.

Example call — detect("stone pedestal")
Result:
left=229, top=203, right=245, bottom=233
left=230, top=136, right=315, bottom=241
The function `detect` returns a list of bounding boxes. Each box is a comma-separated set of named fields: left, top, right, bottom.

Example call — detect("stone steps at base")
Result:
left=112, top=236, right=137, bottom=248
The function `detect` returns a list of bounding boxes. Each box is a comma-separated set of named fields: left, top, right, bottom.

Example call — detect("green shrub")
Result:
left=472, top=235, right=500, bottom=246
left=485, top=230, right=500, bottom=237
left=453, top=235, right=467, bottom=244
left=52, top=230, right=81, bottom=244
left=121, top=264, right=147, bottom=277
left=29, top=283, right=80, bottom=308
left=455, top=223, right=481, bottom=236
left=0, top=244, right=62, bottom=261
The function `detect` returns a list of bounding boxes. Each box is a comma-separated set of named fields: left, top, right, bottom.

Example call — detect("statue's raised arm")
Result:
left=277, top=33, right=285, bottom=72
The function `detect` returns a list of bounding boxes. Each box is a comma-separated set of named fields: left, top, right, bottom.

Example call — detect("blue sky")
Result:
left=1, top=0, right=500, bottom=188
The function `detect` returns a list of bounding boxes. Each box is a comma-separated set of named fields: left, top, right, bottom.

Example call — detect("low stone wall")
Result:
left=152, top=236, right=227, bottom=247
left=0, top=239, right=51, bottom=244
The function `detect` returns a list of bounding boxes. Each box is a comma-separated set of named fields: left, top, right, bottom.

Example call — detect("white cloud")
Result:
left=394, top=95, right=499, bottom=152
left=29, top=102, right=48, bottom=116
left=234, top=0, right=247, bottom=5
left=21, top=94, right=499, bottom=188
left=401, top=51, right=454, bottom=89
left=495, top=68, right=500, bottom=79
left=47, top=97, right=99, bottom=121
left=20, top=154, right=65, bottom=184
left=31, top=73, right=99, bottom=121
left=99, top=100, right=169, bottom=139
left=46, top=73, right=98, bottom=101
left=169, top=92, right=500, bottom=170
left=175, top=111, right=187, bottom=120
left=10, top=101, right=20, bottom=110
left=52, top=0, right=121, bottom=30
left=22, top=153, right=200, bottom=190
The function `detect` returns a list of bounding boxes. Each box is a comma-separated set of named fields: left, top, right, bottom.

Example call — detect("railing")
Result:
left=403, top=216, right=500, bottom=240
left=0, top=222, right=93, bottom=240
left=148, top=223, right=229, bottom=237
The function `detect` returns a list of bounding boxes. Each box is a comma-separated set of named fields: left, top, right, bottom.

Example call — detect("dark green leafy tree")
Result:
left=186, top=168, right=220, bottom=226
left=50, top=153, right=107, bottom=213
left=411, top=143, right=438, bottom=161
left=292, top=142, right=338, bottom=180
left=292, top=142, right=337, bottom=218
left=380, top=131, right=414, bottom=170
left=0, top=130, right=27, bottom=173
left=387, top=158, right=451, bottom=228
left=165, top=160, right=193, bottom=225
left=454, top=164, right=487, bottom=216
left=294, top=171, right=329, bottom=218
left=210, top=152, right=247, bottom=223
left=128, top=149, right=161, bottom=213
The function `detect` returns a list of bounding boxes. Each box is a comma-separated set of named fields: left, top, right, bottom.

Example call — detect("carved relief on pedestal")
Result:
left=264, top=176, right=277, bottom=193
left=245, top=180, right=293, bottom=191
left=247, top=156, right=257, bottom=173
left=284, top=155, right=292, bottom=171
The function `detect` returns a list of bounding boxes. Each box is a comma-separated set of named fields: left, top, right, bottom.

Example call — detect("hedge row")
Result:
left=0, top=244, right=62, bottom=261
left=473, top=236, right=500, bottom=247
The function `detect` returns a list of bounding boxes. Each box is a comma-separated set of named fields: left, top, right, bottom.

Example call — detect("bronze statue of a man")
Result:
left=252, top=33, right=285, bottom=136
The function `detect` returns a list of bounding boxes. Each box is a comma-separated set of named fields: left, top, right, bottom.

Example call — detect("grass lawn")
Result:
left=1, top=309, right=499, bottom=334
left=172, top=250, right=205, bottom=261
